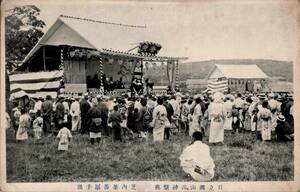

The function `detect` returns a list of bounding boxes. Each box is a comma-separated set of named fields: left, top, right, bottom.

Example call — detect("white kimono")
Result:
left=151, top=105, right=168, bottom=142
left=257, top=108, right=272, bottom=141
left=223, top=100, right=233, bottom=130
left=180, top=141, right=215, bottom=181
left=208, top=102, right=226, bottom=143
left=57, top=127, right=72, bottom=151
left=16, top=114, right=30, bottom=141
left=189, top=104, right=202, bottom=136
left=70, top=101, right=81, bottom=131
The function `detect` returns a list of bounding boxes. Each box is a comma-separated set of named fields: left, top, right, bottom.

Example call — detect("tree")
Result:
left=5, top=5, right=45, bottom=71
left=5, top=5, right=45, bottom=108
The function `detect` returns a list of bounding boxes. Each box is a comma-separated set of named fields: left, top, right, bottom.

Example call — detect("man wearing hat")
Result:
left=275, top=115, right=293, bottom=141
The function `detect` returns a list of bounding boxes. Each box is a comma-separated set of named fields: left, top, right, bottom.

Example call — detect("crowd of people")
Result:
left=6, top=90, right=294, bottom=181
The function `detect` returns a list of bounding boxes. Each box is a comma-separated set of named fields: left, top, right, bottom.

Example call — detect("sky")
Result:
left=4, top=0, right=299, bottom=62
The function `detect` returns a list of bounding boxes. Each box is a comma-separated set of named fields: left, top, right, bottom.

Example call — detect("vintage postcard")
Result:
left=1, top=0, right=299, bottom=191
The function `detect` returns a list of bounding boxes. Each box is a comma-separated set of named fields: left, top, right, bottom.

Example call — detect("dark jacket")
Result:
left=108, top=111, right=121, bottom=128
left=87, top=106, right=102, bottom=133
left=41, top=100, right=53, bottom=117
left=136, top=106, right=146, bottom=132
left=55, top=101, right=65, bottom=119
left=80, top=99, right=91, bottom=118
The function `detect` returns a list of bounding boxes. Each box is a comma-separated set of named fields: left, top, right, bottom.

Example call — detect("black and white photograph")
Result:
left=1, top=0, right=299, bottom=191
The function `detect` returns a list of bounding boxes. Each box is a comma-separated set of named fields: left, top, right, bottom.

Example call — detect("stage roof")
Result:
left=22, top=15, right=187, bottom=65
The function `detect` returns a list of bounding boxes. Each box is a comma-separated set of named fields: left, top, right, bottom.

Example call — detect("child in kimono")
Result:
left=57, top=122, right=72, bottom=151
left=33, top=111, right=43, bottom=140
left=16, top=108, right=31, bottom=141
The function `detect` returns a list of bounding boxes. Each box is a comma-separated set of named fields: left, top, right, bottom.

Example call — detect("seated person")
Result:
left=179, top=131, right=215, bottom=181
left=275, top=115, right=293, bottom=141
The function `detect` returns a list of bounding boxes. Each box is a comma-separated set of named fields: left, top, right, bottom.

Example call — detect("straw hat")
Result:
left=213, top=92, right=224, bottom=103
left=277, top=115, right=285, bottom=122
left=91, top=98, right=98, bottom=106
left=268, top=93, right=275, bottom=98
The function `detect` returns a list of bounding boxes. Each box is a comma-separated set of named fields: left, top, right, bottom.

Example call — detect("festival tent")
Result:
left=9, top=70, right=63, bottom=99
left=207, top=64, right=269, bottom=93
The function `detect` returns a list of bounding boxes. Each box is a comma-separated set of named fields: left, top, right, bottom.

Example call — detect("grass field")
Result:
left=6, top=128, right=294, bottom=182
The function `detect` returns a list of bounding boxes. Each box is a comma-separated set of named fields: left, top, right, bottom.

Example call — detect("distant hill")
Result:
left=179, top=59, right=293, bottom=82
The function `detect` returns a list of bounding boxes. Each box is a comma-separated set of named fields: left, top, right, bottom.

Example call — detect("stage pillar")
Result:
left=98, top=53, right=104, bottom=95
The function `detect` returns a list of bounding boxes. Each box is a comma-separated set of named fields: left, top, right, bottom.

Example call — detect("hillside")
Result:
left=179, top=59, right=293, bottom=82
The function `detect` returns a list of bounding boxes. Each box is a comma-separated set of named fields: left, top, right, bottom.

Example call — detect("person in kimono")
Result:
left=87, top=98, right=102, bottom=144
left=208, top=92, right=226, bottom=144
left=163, top=96, right=173, bottom=140
left=5, top=112, right=11, bottom=130
left=57, top=122, right=72, bottom=151
left=16, top=108, right=31, bottom=141
left=135, top=98, right=148, bottom=138
left=233, top=93, right=246, bottom=131
left=80, top=94, right=91, bottom=134
left=275, top=115, right=293, bottom=141
left=70, top=97, right=81, bottom=132
left=108, top=105, right=122, bottom=142
left=180, top=97, right=189, bottom=135
left=189, top=95, right=203, bottom=137
left=97, top=95, right=109, bottom=137
left=62, top=97, right=70, bottom=123
left=151, top=97, right=168, bottom=142
left=12, top=105, right=21, bottom=135
left=257, top=101, right=272, bottom=141
left=54, top=96, right=65, bottom=131
left=33, top=111, right=43, bottom=140
left=180, top=131, right=215, bottom=181
left=223, top=95, right=233, bottom=131
left=268, top=93, right=279, bottom=131
left=34, top=97, right=43, bottom=114
left=116, top=99, right=128, bottom=130
left=41, top=95, right=53, bottom=134
left=248, top=96, right=259, bottom=134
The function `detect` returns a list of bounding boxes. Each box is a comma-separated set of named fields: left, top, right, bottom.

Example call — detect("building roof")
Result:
left=269, top=81, right=293, bottom=93
left=208, top=64, right=268, bottom=79
left=22, top=15, right=186, bottom=64
left=186, top=79, right=207, bottom=85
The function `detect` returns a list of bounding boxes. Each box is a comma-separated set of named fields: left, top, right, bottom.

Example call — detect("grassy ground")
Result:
left=6, top=128, right=293, bottom=182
